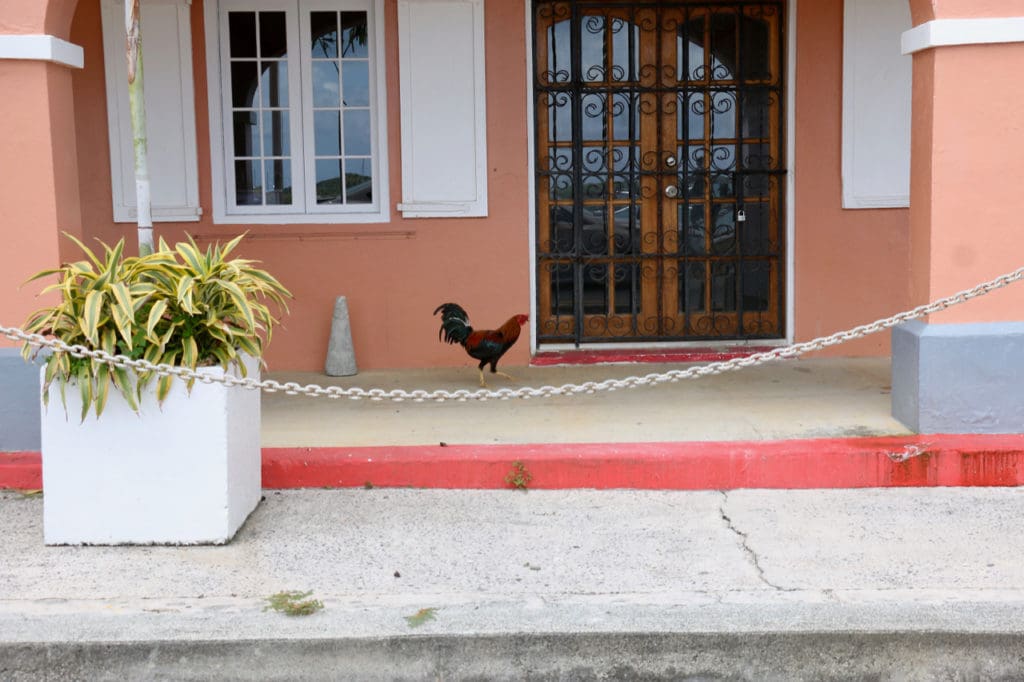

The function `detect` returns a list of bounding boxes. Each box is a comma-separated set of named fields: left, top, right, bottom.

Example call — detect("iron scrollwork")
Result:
left=534, top=0, right=786, bottom=345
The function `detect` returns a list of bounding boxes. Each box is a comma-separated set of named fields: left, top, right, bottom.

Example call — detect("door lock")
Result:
left=664, top=185, right=679, bottom=199
left=737, top=209, right=746, bottom=222
left=665, top=155, right=677, bottom=168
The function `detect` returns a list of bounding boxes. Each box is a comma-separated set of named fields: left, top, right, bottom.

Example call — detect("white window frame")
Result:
left=204, top=0, right=389, bottom=224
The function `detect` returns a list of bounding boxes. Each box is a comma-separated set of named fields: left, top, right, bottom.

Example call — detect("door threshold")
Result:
left=531, top=345, right=782, bottom=366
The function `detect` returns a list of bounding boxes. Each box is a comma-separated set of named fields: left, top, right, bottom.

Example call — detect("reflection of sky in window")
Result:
left=313, top=111, right=370, bottom=157
left=581, top=93, right=604, bottom=141
left=342, top=62, right=369, bottom=106
left=344, top=110, right=371, bottom=155
left=712, top=92, right=735, bottom=138
left=260, top=61, right=288, bottom=107
left=547, top=21, right=569, bottom=79
left=312, top=61, right=339, bottom=106
left=581, top=16, right=604, bottom=81
left=314, top=111, right=340, bottom=155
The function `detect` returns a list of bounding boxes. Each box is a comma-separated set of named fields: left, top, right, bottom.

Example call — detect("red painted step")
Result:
left=4, top=434, right=1024, bottom=491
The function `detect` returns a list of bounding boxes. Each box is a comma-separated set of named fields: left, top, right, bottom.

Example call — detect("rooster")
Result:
left=434, top=303, right=529, bottom=387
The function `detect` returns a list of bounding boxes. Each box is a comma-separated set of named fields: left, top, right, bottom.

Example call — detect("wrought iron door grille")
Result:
left=533, top=0, right=786, bottom=345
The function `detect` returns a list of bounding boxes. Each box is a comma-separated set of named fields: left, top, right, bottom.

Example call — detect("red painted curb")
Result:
left=531, top=347, right=777, bottom=366
left=0, top=452, right=42, bottom=490
left=5, top=435, right=1024, bottom=491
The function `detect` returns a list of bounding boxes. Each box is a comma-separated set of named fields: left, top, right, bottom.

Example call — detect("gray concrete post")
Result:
left=325, top=297, right=358, bottom=377
left=0, top=348, right=42, bottom=451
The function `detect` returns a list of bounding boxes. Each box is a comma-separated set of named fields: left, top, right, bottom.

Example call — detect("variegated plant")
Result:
left=21, top=233, right=291, bottom=421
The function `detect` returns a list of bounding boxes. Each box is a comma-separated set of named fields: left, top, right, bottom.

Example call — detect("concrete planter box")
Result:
left=40, top=357, right=261, bottom=545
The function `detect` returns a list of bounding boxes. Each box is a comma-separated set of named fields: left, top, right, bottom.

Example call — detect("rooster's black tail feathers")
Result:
left=434, top=302, right=472, bottom=345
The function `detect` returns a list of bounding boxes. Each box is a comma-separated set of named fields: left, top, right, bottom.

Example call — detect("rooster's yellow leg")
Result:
left=478, top=368, right=489, bottom=388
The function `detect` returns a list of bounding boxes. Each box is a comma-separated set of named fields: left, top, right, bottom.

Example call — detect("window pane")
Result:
left=742, top=261, right=770, bottom=312
left=263, top=159, right=292, bottom=205
left=740, top=14, right=771, bottom=80
left=233, top=111, right=258, bottom=157
left=314, top=110, right=341, bottom=156
left=680, top=261, right=705, bottom=313
left=235, top=160, right=262, bottom=205
left=343, top=109, right=371, bottom=155
left=711, top=204, right=736, bottom=255
left=711, top=91, right=735, bottom=139
left=681, top=204, right=706, bottom=255
left=312, top=61, right=340, bottom=107
left=345, top=158, right=372, bottom=204
left=711, top=262, right=736, bottom=311
left=315, top=159, right=342, bottom=204
left=262, top=111, right=289, bottom=157
left=228, top=12, right=256, bottom=58
left=613, top=263, right=637, bottom=314
left=260, top=60, right=289, bottom=108
left=545, top=21, right=570, bottom=84
left=610, top=18, right=638, bottom=82
left=342, top=61, right=369, bottom=107
left=580, top=15, right=605, bottom=82
left=259, top=11, right=288, bottom=59
left=231, top=61, right=259, bottom=108
left=340, top=12, right=368, bottom=58
left=582, top=263, right=607, bottom=314
left=310, top=11, right=338, bottom=58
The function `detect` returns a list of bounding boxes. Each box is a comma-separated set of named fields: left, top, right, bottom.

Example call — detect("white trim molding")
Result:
left=842, top=0, right=912, bottom=209
left=0, top=34, right=84, bottom=69
left=902, top=17, right=1024, bottom=55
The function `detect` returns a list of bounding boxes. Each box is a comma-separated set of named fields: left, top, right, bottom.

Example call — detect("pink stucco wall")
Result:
left=70, top=0, right=531, bottom=371
left=0, top=60, right=81, bottom=348
left=53, top=0, right=915, bottom=370
left=908, top=41, right=1024, bottom=324
left=793, top=0, right=911, bottom=354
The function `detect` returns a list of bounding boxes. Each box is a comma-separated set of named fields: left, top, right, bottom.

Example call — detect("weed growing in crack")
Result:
left=405, top=607, right=438, bottom=628
left=504, top=461, right=533, bottom=490
left=265, top=590, right=324, bottom=616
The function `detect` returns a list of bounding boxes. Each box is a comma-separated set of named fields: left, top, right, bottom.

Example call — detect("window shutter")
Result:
left=101, top=0, right=200, bottom=223
left=396, top=0, right=487, bottom=218
left=841, top=0, right=912, bottom=209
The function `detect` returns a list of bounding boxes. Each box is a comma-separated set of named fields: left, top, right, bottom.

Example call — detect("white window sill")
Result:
left=211, top=210, right=391, bottom=225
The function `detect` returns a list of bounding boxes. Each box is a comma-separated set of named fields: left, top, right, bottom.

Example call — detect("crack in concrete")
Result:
left=718, top=491, right=795, bottom=592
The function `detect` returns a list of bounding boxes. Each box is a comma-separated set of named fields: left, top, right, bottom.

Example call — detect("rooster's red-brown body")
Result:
left=434, top=303, right=529, bottom=387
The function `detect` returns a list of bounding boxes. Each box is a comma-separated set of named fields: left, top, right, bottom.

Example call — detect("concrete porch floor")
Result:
left=261, top=356, right=911, bottom=448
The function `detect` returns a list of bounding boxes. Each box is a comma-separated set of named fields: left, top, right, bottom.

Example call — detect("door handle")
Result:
left=664, top=185, right=679, bottom=199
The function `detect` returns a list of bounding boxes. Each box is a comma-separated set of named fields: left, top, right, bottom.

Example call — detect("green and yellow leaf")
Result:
left=145, top=299, right=168, bottom=341
left=111, top=367, right=139, bottom=413
left=79, top=289, right=105, bottom=346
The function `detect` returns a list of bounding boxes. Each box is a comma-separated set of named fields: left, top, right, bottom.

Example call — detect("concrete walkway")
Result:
left=261, top=357, right=910, bottom=447
left=4, top=486, right=1024, bottom=679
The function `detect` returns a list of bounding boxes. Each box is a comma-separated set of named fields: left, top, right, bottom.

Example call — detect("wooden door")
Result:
left=534, top=1, right=786, bottom=344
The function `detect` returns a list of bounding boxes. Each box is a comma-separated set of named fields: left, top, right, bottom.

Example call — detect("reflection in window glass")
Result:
left=311, top=9, right=372, bottom=206
left=228, top=11, right=292, bottom=207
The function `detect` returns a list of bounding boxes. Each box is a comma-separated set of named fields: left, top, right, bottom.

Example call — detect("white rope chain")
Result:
left=3, top=266, right=1024, bottom=403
